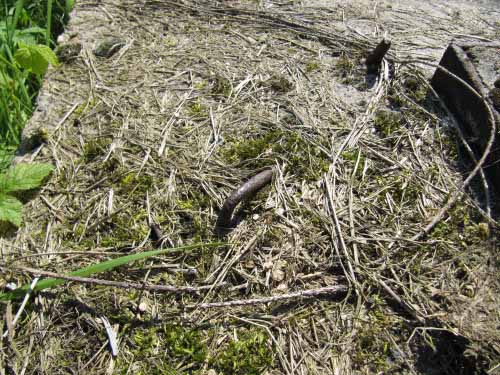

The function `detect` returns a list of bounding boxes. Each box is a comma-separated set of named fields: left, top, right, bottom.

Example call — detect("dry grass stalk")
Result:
left=1, top=0, right=498, bottom=373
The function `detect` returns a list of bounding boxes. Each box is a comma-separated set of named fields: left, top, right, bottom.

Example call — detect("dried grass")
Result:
left=1, top=0, right=499, bottom=374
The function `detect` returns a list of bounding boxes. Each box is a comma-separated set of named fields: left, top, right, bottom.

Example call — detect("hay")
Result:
left=1, top=0, right=499, bottom=373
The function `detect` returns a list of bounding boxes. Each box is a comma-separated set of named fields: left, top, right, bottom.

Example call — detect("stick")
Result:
left=2, top=277, right=39, bottom=338
left=192, top=285, right=348, bottom=309
left=2, top=266, right=226, bottom=295
left=398, top=60, right=497, bottom=240
left=215, top=168, right=275, bottom=236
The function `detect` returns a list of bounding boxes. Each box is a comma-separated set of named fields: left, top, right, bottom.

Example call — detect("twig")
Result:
left=3, top=266, right=227, bottom=295
left=191, top=285, right=348, bottom=309
left=398, top=60, right=497, bottom=240
left=2, top=278, right=39, bottom=338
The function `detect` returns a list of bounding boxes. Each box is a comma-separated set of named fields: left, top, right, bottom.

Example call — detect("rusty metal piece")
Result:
left=365, top=38, right=391, bottom=67
left=215, top=168, right=275, bottom=236
left=149, top=223, right=163, bottom=248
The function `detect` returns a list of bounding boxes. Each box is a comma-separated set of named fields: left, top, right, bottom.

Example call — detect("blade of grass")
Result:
left=46, top=0, right=52, bottom=46
left=0, top=242, right=226, bottom=301
left=7, top=0, right=24, bottom=48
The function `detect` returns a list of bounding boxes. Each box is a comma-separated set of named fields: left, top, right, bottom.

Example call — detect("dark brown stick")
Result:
left=215, top=168, right=274, bottom=236
left=365, top=38, right=391, bottom=67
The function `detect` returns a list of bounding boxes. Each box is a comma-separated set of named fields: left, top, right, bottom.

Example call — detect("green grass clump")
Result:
left=211, top=328, right=274, bottom=375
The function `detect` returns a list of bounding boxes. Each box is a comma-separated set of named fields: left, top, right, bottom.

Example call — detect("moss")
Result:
left=187, top=99, right=208, bottom=117
left=341, top=149, right=366, bottom=177
left=211, top=75, right=232, bottom=97
left=305, top=60, right=320, bottom=73
left=99, top=210, right=148, bottom=247
left=177, top=190, right=211, bottom=211
left=163, top=324, right=208, bottom=363
left=374, top=110, right=403, bottom=138
left=82, top=137, right=112, bottom=162
left=117, top=173, right=154, bottom=195
left=489, top=87, right=500, bottom=110
left=222, top=129, right=329, bottom=181
left=352, top=301, right=400, bottom=373
left=194, top=79, right=207, bottom=90
left=266, top=74, right=293, bottom=93
left=403, top=76, right=427, bottom=102
left=115, top=325, right=208, bottom=374
left=336, top=54, right=355, bottom=77
left=211, top=328, right=274, bottom=375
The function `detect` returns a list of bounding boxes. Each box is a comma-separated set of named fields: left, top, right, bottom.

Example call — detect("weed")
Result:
left=0, top=0, right=71, bottom=154
left=0, top=243, right=223, bottom=301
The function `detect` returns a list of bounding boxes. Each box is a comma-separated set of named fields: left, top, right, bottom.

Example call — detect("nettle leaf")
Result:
left=0, top=163, right=54, bottom=193
left=14, top=42, right=59, bottom=75
left=0, top=194, right=22, bottom=226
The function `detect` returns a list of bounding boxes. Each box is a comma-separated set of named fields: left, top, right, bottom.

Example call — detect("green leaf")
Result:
left=66, top=0, right=75, bottom=13
left=0, top=242, right=225, bottom=301
left=14, top=43, right=59, bottom=75
left=12, top=27, right=47, bottom=45
left=0, top=194, right=22, bottom=226
left=0, top=163, right=53, bottom=193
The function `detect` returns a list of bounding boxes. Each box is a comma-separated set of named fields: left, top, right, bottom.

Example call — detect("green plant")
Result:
left=212, top=329, right=274, bottom=375
left=0, top=0, right=70, bottom=154
left=0, top=162, right=53, bottom=226
left=0, top=242, right=224, bottom=301
left=164, top=324, right=207, bottom=363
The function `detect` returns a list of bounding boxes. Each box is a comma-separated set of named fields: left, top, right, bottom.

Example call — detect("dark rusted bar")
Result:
left=215, top=168, right=275, bottom=236
left=365, top=38, right=391, bottom=67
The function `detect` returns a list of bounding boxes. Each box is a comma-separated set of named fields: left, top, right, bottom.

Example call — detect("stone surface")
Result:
left=431, top=42, right=500, bottom=197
